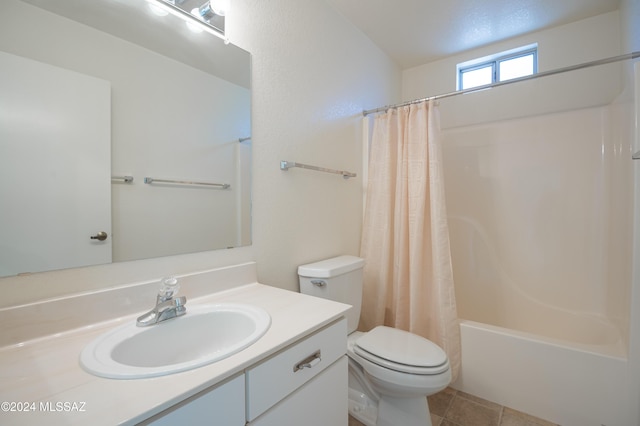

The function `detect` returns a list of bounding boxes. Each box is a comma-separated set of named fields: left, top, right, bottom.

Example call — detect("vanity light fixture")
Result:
left=193, top=0, right=230, bottom=21
left=186, top=11, right=204, bottom=33
left=189, top=0, right=229, bottom=34
left=208, top=0, right=230, bottom=16
left=145, top=0, right=228, bottom=42
left=147, top=0, right=185, bottom=16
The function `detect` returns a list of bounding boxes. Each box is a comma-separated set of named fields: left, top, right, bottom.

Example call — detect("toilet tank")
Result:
left=298, top=255, right=364, bottom=334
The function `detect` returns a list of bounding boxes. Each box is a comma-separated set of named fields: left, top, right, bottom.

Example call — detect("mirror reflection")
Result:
left=0, top=0, right=252, bottom=278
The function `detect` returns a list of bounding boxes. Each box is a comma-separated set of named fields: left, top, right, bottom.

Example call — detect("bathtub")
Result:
left=453, top=319, right=629, bottom=426
left=449, top=213, right=629, bottom=426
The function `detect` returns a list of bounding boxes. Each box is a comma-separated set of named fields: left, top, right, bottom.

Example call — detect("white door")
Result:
left=0, top=51, right=111, bottom=276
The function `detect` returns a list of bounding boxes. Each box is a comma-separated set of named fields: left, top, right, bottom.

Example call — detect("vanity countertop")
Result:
left=0, top=282, right=350, bottom=425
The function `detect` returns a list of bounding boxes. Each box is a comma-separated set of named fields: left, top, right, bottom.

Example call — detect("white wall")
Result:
left=0, top=0, right=400, bottom=306
left=621, top=0, right=640, bottom=421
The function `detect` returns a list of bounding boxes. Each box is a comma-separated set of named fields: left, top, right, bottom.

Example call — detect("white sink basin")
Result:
left=80, top=303, right=271, bottom=379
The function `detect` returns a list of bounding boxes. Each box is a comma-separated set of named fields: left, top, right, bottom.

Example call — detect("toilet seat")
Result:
left=354, top=326, right=449, bottom=375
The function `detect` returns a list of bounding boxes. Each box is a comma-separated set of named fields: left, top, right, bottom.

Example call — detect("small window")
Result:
left=460, top=64, right=494, bottom=90
left=458, top=46, right=537, bottom=90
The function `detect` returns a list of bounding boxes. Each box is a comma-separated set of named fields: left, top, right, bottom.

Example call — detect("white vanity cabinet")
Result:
left=142, top=374, right=245, bottom=426
left=246, top=318, right=348, bottom=426
left=140, top=318, right=348, bottom=426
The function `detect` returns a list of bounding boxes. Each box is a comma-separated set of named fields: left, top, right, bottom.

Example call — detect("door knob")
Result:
left=90, top=231, right=108, bottom=241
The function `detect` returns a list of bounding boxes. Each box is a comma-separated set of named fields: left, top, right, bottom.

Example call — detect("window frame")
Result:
left=457, top=46, right=538, bottom=91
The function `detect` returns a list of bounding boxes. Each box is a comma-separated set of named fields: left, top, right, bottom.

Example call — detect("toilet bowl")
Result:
left=298, top=255, right=451, bottom=426
left=347, top=328, right=451, bottom=426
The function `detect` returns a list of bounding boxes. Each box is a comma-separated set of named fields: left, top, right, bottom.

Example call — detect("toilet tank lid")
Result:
left=298, top=255, right=365, bottom=278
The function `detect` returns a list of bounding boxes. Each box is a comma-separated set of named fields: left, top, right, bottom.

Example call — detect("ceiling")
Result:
left=326, top=0, right=621, bottom=69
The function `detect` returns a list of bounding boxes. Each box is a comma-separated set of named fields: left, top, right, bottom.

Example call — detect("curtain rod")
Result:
left=363, top=51, right=640, bottom=116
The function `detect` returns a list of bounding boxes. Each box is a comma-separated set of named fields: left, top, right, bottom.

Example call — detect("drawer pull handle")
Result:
left=293, top=350, right=321, bottom=372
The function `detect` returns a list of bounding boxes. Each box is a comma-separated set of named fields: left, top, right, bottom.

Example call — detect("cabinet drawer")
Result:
left=245, top=318, right=347, bottom=421
left=247, top=356, right=348, bottom=426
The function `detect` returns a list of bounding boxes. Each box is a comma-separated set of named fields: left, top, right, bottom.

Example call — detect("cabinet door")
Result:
left=248, top=356, right=348, bottom=426
left=142, top=374, right=244, bottom=426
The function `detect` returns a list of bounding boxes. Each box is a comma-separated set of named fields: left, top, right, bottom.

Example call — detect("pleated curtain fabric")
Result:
left=360, top=99, right=461, bottom=380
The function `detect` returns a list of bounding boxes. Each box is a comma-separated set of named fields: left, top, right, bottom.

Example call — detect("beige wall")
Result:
left=621, top=0, right=640, bottom=53
left=228, top=0, right=400, bottom=292
left=402, top=11, right=622, bottom=103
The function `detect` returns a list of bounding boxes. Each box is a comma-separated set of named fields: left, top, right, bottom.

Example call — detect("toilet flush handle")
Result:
left=311, top=280, right=326, bottom=287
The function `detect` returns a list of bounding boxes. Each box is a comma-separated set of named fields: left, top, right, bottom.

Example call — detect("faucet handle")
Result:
left=158, top=276, right=180, bottom=299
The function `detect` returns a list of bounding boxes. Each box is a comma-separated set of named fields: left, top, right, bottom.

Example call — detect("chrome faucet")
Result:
left=136, top=276, right=187, bottom=327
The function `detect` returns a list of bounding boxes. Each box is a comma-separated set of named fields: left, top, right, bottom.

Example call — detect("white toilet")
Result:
left=299, top=255, right=451, bottom=426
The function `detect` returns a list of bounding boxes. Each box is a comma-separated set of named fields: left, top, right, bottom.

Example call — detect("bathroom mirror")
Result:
left=0, top=0, right=251, bottom=277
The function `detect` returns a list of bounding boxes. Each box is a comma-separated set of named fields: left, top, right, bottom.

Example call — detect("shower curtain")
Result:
left=360, top=99, right=460, bottom=380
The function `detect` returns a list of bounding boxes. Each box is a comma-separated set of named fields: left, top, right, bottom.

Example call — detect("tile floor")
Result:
left=348, top=387, right=559, bottom=426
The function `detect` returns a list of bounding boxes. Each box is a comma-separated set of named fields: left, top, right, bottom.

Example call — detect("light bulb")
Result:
left=145, top=0, right=228, bottom=41
left=208, top=0, right=230, bottom=16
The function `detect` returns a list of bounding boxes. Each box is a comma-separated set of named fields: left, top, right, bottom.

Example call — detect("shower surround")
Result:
left=442, top=85, right=635, bottom=425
